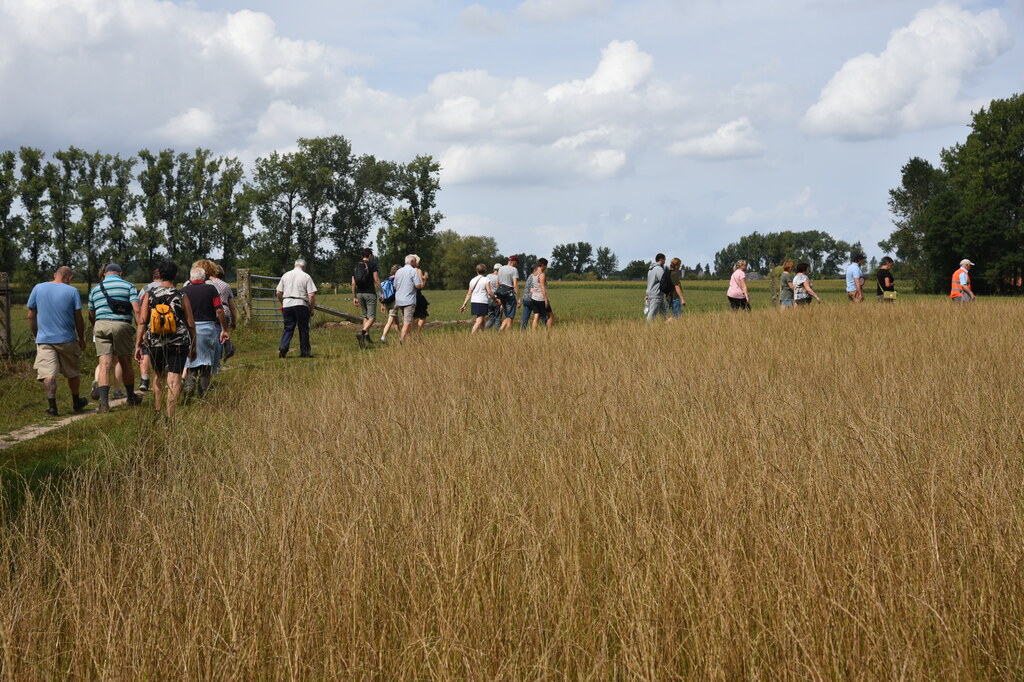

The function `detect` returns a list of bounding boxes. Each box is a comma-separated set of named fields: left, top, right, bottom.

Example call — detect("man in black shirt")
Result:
left=351, top=248, right=381, bottom=348
left=876, top=256, right=895, bottom=302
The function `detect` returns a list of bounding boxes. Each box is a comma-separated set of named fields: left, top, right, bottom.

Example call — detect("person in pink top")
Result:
left=726, top=260, right=751, bottom=311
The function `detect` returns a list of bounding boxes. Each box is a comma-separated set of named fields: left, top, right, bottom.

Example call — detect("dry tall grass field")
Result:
left=2, top=301, right=1023, bottom=678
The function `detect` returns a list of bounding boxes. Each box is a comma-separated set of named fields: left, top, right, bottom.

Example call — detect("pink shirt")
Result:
left=727, top=269, right=747, bottom=298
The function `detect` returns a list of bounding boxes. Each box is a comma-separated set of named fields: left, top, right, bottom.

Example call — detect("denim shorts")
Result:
left=780, top=298, right=793, bottom=307
left=497, top=286, right=517, bottom=318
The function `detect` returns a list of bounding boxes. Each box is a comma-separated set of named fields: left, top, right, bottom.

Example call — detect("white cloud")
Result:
left=726, top=187, right=818, bottom=225
left=440, top=142, right=628, bottom=186
left=546, top=40, right=654, bottom=101
left=0, top=0, right=365, bottom=150
left=158, top=108, right=220, bottom=143
left=667, top=117, right=765, bottom=160
left=516, top=0, right=612, bottom=25
left=459, top=4, right=508, bottom=35
left=802, top=4, right=1013, bottom=139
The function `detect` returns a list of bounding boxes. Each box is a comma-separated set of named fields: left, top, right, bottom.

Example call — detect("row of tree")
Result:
left=883, top=93, right=1023, bottom=295
left=0, top=137, right=442, bottom=286
left=712, top=230, right=863, bottom=278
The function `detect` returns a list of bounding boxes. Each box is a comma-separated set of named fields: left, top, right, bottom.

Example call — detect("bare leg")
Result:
left=531, top=313, right=539, bottom=330
left=165, top=373, right=183, bottom=418
left=152, top=373, right=165, bottom=412
left=97, top=354, right=114, bottom=388
left=43, top=377, right=58, bottom=399
left=381, top=314, right=396, bottom=338
left=400, top=321, right=411, bottom=342
left=112, top=360, right=125, bottom=391
left=116, top=355, right=135, bottom=391
left=471, top=317, right=485, bottom=333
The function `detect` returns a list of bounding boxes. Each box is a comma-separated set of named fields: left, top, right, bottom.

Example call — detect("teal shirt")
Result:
left=87, top=274, right=138, bottom=322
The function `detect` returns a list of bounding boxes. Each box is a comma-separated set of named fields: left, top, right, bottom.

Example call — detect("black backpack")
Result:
left=658, top=267, right=675, bottom=295
left=354, top=261, right=372, bottom=287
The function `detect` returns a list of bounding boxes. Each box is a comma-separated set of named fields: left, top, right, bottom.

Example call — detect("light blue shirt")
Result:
left=845, top=262, right=863, bottom=293
left=393, top=264, right=422, bottom=307
left=959, top=271, right=970, bottom=286
left=27, top=281, right=81, bottom=344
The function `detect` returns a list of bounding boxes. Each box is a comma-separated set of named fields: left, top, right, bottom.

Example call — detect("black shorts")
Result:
left=470, top=302, right=489, bottom=317
left=727, top=296, right=750, bottom=310
left=149, top=345, right=188, bottom=375
left=531, top=300, right=551, bottom=315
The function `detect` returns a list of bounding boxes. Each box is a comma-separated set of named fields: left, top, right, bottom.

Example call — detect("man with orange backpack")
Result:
left=134, top=261, right=197, bottom=419
left=950, top=259, right=977, bottom=303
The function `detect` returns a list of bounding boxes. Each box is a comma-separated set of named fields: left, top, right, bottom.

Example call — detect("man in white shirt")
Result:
left=275, top=259, right=317, bottom=358
left=393, top=254, right=425, bottom=343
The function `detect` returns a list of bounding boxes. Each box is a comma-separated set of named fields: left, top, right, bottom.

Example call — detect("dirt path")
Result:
left=0, top=396, right=138, bottom=451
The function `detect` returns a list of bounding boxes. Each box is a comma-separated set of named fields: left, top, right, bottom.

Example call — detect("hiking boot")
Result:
left=96, top=404, right=111, bottom=414
left=113, top=389, right=126, bottom=400
left=278, top=347, right=288, bottom=358
left=356, top=333, right=366, bottom=349
left=72, top=396, right=89, bottom=413
left=364, top=334, right=375, bottom=345
left=126, top=392, right=143, bottom=407
left=138, top=378, right=150, bottom=392
left=45, top=406, right=59, bottom=417
left=90, top=381, right=100, bottom=401
left=182, top=374, right=197, bottom=400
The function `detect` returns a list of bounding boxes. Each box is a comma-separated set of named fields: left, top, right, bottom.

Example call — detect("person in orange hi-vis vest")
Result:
left=950, top=259, right=977, bottom=302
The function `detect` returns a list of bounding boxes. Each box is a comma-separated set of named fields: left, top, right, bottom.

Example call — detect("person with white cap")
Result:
left=950, top=259, right=977, bottom=303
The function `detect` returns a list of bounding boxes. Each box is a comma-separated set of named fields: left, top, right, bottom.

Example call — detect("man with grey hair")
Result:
left=27, top=266, right=89, bottom=416
left=87, top=262, right=142, bottom=412
left=393, top=254, right=425, bottom=343
left=275, top=258, right=317, bottom=358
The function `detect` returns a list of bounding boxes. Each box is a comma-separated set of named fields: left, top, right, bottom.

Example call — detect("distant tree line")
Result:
left=882, top=93, right=1023, bottom=295
left=713, top=230, right=862, bottom=278
left=0, top=136, right=442, bottom=286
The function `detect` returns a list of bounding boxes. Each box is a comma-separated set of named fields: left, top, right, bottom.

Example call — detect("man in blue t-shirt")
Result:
left=846, top=253, right=867, bottom=303
left=27, top=266, right=89, bottom=416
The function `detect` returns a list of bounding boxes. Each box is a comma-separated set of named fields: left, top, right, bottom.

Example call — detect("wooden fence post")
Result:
left=236, top=269, right=252, bottom=325
left=0, top=273, right=11, bottom=359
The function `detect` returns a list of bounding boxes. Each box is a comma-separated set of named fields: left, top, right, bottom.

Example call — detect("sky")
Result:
left=1, top=0, right=1021, bottom=268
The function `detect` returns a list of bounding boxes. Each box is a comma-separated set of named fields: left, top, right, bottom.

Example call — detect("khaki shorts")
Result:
left=94, top=319, right=135, bottom=356
left=34, top=342, right=81, bottom=381
left=396, top=304, right=416, bottom=325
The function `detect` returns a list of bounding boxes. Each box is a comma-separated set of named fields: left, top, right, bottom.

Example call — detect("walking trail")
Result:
left=0, top=396, right=135, bottom=451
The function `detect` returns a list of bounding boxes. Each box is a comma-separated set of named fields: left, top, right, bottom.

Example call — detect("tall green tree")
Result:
left=73, top=150, right=108, bottom=286
left=0, top=151, right=22, bottom=273
left=594, top=246, right=618, bottom=279
left=246, top=150, right=302, bottom=274
left=18, top=147, right=50, bottom=279
left=377, top=155, right=443, bottom=272
left=136, top=149, right=174, bottom=267
left=101, top=154, right=137, bottom=268
left=45, top=147, right=85, bottom=270
left=210, top=157, right=250, bottom=276
left=331, top=154, right=397, bottom=281
left=880, top=157, right=944, bottom=290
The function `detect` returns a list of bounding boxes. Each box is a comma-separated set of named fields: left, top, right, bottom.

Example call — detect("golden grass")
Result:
left=2, top=301, right=1024, bottom=678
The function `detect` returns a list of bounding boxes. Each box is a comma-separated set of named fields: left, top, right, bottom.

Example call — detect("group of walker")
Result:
left=26, top=259, right=235, bottom=419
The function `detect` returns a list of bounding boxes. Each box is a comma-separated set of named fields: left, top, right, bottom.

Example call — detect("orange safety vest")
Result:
left=950, top=268, right=970, bottom=298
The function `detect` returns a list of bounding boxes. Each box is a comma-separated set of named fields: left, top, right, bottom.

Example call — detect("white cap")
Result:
left=960, top=259, right=974, bottom=267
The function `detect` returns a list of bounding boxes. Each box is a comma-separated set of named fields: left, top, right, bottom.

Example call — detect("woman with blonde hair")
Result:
left=726, top=260, right=751, bottom=311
